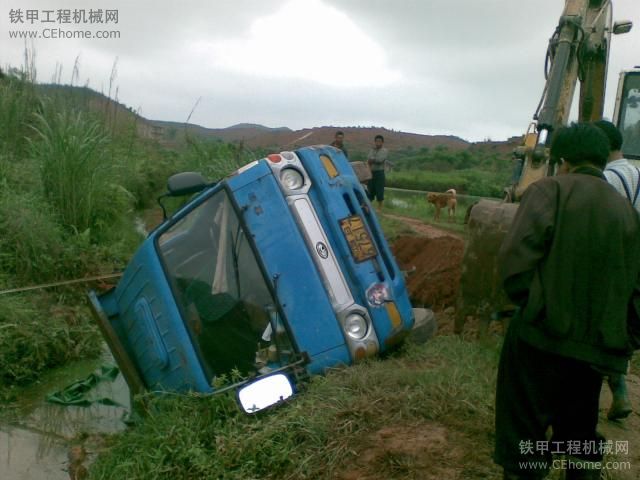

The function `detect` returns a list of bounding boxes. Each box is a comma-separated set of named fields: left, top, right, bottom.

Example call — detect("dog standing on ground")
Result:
left=427, top=189, right=457, bottom=222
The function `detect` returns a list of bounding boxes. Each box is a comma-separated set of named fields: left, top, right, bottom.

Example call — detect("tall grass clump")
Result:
left=29, top=105, right=133, bottom=237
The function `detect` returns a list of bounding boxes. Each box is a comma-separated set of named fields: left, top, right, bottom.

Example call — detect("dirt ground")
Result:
left=338, top=422, right=489, bottom=480
left=387, top=214, right=464, bottom=311
left=385, top=215, right=640, bottom=480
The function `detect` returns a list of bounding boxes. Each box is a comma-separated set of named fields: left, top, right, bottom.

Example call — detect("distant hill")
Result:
left=37, top=84, right=522, bottom=157
left=146, top=121, right=475, bottom=157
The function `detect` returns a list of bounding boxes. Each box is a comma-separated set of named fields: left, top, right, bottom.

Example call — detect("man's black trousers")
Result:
left=494, top=319, right=604, bottom=476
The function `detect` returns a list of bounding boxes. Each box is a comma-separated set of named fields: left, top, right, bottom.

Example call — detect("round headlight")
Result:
left=344, top=313, right=368, bottom=340
left=280, top=168, right=304, bottom=190
left=366, top=283, right=391, bottom=307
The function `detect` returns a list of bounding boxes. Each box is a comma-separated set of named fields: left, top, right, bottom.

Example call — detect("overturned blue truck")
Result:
left=89, top=146, right=430, bottom=412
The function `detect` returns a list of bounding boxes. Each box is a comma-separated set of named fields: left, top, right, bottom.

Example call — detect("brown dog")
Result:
left=427, top=189, right=457, bottom=222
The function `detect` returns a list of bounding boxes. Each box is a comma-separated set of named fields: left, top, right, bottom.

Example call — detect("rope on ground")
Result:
left=0, top=272, right=123, bottom=296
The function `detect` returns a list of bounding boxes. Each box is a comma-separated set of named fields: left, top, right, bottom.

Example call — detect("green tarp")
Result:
left=46, top=365, right=123, bottom=407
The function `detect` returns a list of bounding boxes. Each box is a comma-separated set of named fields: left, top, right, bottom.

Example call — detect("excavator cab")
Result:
left=614, top=69, right=640, bottom=160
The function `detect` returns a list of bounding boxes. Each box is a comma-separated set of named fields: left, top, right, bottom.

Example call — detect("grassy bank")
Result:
left=89, top=336, right=502, bottom=480
left=0, top=62, right=246, bottom=401
left=386, top=169, right=509, bottom=198
left=382, top=188, right=491, bottom=236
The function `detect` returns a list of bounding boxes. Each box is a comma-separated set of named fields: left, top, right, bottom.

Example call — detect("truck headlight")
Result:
left=344, top=313, right=368, bottom=340
left=280, top=168, right=304, bottom=190
left=366, top=283, right=391, bottom=307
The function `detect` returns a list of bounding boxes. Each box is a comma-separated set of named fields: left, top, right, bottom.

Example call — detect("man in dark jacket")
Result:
left=330, top=130, right=349, bottom=158
left=494, top=123, right=640, bottom=480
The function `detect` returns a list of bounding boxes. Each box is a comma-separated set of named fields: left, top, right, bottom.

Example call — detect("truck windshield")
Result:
left=619, top=73, right=640, bottom=160
left=157, top=190, right=292, bottom=379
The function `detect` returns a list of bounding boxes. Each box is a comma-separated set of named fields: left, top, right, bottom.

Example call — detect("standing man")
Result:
left=495, top=123, right=640, bottom=480
left=330, top=130, right=349, bottom=158
left=595, top=119, right=640, bottom=420
left=598, top=120, right=640, bottom=207
left=367, top=134, right=388, bottom=210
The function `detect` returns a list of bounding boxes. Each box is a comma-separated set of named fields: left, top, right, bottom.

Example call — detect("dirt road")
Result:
left=383, top=213, right=463, bottom=239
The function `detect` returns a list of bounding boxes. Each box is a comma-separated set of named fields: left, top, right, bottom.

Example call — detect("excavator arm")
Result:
left=511, top=0, right=620, bottom=199
left=455, top=0, right=632, bottom=333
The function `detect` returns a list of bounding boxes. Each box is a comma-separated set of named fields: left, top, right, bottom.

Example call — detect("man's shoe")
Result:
left=608, top=395, right=632, bottom=420
left=607, top=374, right=632, bottom=420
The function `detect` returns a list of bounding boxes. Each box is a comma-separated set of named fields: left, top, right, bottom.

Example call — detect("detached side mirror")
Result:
left=167, top=172, right=207, bottom=197
left=237, top=373, right=294, bottom=414
left=613, top=20, right=633, bottom=35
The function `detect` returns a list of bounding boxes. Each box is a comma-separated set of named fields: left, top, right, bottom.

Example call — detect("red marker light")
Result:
left=267, top=154, right=282, bottom=163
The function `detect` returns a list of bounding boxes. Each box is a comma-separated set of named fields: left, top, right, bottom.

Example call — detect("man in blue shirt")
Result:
left=595, top=119, right=640, bottom=421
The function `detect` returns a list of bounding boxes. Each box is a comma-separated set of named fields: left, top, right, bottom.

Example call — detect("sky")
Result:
left=1, top=0, right=639, bottom=141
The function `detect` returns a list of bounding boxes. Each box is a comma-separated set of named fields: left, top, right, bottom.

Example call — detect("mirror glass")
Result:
left=238, top=374, right=293, bottom=414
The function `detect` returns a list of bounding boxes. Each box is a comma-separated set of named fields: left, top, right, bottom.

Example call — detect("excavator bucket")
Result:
left=455, top=200, right=519, bottom=334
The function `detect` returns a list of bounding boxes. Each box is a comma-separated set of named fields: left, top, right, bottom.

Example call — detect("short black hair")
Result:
left=550, top=122, right=609, bottom=169
left=335, top=130, right=344, bottom=137
left=374, top=134, right=384, bottom=142
left=593, top=120, right=623, bottom=151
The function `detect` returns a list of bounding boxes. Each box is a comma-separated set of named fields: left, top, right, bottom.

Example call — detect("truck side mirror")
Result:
left=158, top=172, right=208, bottom=221
left=167, top=172, right=207, bottom=197
left=613, top=20, right=633, bottom=35
left=237, top=373, right=294, bottom=414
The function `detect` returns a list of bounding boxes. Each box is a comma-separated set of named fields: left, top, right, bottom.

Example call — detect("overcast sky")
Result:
left=2, top=0, right=639, bottom=141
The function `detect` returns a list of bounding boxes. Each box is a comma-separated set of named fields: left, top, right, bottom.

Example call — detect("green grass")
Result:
left=382, top=188, right=488, bottom=236
left=30, top=105, right=132, bottom=237
left=0, top=64, right=162, bottom=394
left=0, top=65, right=40, bottom=156
left=0, top=294, right=101, bottom=402
left=89, top=336, right=502, bottom=480
left=387, top=169, right=509, bottom=198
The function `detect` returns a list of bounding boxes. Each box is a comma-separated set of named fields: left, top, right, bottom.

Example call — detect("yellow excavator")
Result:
left=455, top=0, right=638, bottom=333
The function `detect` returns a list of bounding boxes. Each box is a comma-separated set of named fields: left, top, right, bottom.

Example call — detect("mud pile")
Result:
left=391, top=235, right=464, bottom=310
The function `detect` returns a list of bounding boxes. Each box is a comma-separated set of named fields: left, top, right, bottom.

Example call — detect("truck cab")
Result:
left=90, top=146, right=415, bottom=393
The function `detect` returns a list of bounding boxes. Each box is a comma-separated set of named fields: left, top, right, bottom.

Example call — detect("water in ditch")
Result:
left=0, top=347, right=130, bottom=479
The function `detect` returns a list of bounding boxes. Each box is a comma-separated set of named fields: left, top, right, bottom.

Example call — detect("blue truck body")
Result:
left=92, top=146, right=414, bottom=393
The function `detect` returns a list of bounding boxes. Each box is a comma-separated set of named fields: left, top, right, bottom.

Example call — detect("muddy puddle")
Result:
left=0, top=347, right=130, bottom=480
